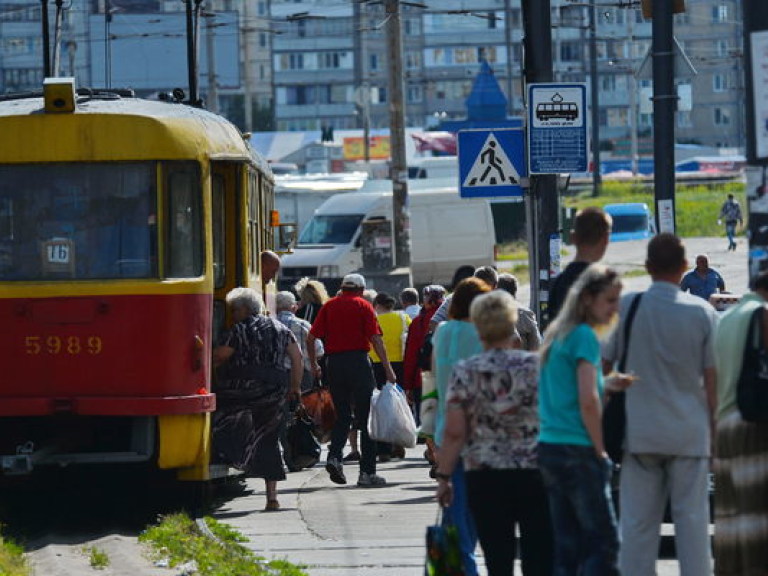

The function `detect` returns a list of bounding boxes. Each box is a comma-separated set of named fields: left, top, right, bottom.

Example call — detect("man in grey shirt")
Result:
left=603, top=234, right=717, bottom=576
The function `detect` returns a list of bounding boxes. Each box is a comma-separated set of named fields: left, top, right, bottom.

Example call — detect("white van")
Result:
left=280, top=184, right=495, bottom=287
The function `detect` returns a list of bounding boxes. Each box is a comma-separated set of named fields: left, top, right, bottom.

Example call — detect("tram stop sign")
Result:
left=457, top=128, right=526, bottom=198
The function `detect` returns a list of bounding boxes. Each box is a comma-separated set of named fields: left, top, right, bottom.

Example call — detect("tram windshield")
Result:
left=0, top=163, right=158, bottom=281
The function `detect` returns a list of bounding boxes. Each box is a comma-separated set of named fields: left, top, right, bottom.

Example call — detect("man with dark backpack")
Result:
left=713, top=270, right=768, bottom=574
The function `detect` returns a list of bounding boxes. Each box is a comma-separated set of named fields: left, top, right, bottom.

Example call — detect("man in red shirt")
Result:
left=308, top=273, right=397, bottom=487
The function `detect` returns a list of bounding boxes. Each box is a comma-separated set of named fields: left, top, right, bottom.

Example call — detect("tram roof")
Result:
left=0, top=95, right=272, bottom=178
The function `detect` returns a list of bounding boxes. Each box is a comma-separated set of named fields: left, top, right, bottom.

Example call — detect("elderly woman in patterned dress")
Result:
left=435, top=290, right=553, bottom=576
left=213, top=287, right=303, bottom=511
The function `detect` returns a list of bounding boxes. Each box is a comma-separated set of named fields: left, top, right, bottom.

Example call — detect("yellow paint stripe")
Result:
left=0, top=278, right=212, bottom=298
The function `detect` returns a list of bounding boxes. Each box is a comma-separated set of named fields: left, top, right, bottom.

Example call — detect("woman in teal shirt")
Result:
left=433, top=277, right=490, bottom=576
left=538, top=264, right=628, bottom=576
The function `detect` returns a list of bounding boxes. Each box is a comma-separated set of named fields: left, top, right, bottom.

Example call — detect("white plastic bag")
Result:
left=368, top=382, right=418, bottom=448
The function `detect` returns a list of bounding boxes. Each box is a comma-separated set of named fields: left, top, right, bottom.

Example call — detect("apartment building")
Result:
left=0, top=0, right=745, bottom=149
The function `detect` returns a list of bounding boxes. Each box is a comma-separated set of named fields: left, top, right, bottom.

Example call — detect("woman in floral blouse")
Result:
left=436, top=290, right=552, bottom=576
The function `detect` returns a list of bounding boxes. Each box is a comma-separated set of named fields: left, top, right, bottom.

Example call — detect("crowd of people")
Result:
left=208, top=200, right=766, bottom=576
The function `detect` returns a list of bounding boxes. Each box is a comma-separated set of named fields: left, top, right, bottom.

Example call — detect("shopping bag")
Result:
left=425, top=508, right=464, bottom=576
left=419, top=371, right=437, bottom=438
left=301, top=384, right=336, bottom=443
left=286, top=406, right=321, bottom=470
left=368, top=382, right=418, bottom=448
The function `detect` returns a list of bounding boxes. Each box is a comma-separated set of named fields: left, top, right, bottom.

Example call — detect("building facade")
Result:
left=0, top=0, right=745, bottom=149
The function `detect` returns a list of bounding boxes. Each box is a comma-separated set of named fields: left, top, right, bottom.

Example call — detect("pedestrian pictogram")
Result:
left=458, top=129, right=526, bottom=198
left=463, top=134, right=521, bottom=187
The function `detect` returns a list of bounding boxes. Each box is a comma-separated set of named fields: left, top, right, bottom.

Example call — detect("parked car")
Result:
left=604, top=203, right=655, bottom=242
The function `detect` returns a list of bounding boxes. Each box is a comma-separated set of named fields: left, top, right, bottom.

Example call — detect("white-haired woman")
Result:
left=537, top=265, right=632, bottom=575
left=436, top=290, right=552, bottom=576
left=213, top=287, right=303, bottom=511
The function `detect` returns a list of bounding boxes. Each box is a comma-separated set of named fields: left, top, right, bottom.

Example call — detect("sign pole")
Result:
left=522, top=0, right=559, bottom=326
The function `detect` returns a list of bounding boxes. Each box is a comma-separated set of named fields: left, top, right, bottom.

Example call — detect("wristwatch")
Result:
left=435, top=472, right=451, bottom=481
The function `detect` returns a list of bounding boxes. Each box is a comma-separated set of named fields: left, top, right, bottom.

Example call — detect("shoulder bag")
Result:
left=737, top=306, right=768, bottom=422
left=603, top=293, right=643, bottom=463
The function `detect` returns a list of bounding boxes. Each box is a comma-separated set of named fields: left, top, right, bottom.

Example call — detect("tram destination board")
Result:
left=527, top=83, right=588, bottom=174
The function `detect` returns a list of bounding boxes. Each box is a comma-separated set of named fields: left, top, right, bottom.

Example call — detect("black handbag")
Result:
left=737, top=306, right=768, bottom=422
left=603, top=293, right=643, bottom=463
left=287, top=406, right=321, bottom=470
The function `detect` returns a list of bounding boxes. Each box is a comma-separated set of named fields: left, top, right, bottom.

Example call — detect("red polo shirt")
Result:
left=310, top=292, right=382, bottom=354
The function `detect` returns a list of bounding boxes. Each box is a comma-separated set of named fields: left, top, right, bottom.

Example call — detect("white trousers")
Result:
left=619, top=453, right=712, bottom=576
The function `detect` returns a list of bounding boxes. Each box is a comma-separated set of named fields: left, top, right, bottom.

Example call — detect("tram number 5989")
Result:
left=25, top=336, right=103, bottom=355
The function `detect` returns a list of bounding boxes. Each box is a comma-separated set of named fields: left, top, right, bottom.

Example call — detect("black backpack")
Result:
left=737, top=306, right=768, bottom=422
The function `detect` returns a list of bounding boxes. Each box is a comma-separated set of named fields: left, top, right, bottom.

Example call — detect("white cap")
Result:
left=341, top=273, right=366, bottom=289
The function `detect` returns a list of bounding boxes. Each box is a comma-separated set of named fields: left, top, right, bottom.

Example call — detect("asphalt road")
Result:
left=214, top=446, right=694, bottom=575
left=517, top=235, right=750, bottom=309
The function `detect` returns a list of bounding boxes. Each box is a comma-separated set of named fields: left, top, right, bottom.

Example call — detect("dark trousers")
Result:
left=326, top=351, right=377, bottom=475
left=466, top=469, right=553, bottom=576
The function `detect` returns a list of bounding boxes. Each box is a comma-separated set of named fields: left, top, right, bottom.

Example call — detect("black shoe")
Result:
left=325, top=457, right=347, bottom=485
left=391, top=446, right=406, bottom=459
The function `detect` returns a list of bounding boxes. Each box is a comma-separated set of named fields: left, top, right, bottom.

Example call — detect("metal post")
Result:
left=242, top=1, right=253, bottom=132
left=589, top=3, right=601, bottom=195
left=205, top=15, right=219, bottom=113
left=628, top=12, right=639, bottom=176
left=504, top=0, right=514, bottom=116
left=652, top=0, right=676, bottom=233
left=184, top=0, right=198, bottom=105
left=385, top=0, right=410, bottom=268
left=41, top=0, right=51, bottom=78
left=521, top=0, right=559, bottom=325
left=52, top=0, right=64, bottom=77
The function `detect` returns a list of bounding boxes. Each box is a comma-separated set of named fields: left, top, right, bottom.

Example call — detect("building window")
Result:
left=560, top=42, right=581, bottom=62
left=259, top=33, right=267, bottom=48
left=716, top=40, right=729, bottom=57
left=677, top=111, right=692, bottom=128
left=640, top=113, right=653, bottom=127
left=714, top=107, right=731, bottom=126
left=407, top=85, right=423, bottom=103
left=369, top=53, right=379, bottom=71
left=278, top=53, right=304, bottom=70
left=713, top=5, right=728, bottom=23
left=405, top=51, right=421, bottom=70
left=713, top=74, right=728, bottom=92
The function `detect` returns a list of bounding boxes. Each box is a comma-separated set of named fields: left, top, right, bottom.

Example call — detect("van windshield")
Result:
left=299, top=214, right=365, bottom=245
left=611, top=214, right=649, bottom=234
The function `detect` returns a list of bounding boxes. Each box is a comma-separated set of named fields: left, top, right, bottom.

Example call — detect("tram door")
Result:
left=211, top=162, right=243, bottom=344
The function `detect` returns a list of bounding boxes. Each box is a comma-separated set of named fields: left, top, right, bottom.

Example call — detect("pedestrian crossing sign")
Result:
left=458, top=128, right=526, bottom=198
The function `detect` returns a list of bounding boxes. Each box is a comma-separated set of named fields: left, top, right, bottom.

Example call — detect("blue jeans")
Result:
left=442, top=459, right=479, bottom=576
left=725, top=222, right=737, bottom=249
left=538, top=443, right=620, bottom=576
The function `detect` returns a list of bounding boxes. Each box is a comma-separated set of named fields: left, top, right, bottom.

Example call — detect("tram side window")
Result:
left=166, top=169, right=203, bottom=278
left=212, top=175, right=226, bottom=289
left=248, top=170, right=261, bottom=275
left=0, top=163, right=157, bottom=281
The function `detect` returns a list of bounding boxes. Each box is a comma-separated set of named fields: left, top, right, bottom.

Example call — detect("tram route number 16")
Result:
left=46, top=242, right=70, bottom=264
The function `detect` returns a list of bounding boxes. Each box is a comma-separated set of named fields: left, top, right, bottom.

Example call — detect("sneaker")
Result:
left=342, top=451, right=361, bottom=462
left=325, top=457, right=347, bottom=485
left=357, top=472, right=386, bottom=487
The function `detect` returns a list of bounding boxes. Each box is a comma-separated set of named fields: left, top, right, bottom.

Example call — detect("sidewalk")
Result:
left=212, top=447, right=684, bottom=575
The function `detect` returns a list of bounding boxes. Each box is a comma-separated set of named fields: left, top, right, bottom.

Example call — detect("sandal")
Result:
left=264, top=499, right=280, bottom=512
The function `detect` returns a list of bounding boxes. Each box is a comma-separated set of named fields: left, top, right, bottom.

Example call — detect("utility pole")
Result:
left=589, top=2, right=601, bottom=195
left=41, top=0, right=51, bottom=77
left=521, top=0, right=559, bottom=325
left=205, top=14, right=219, bottom=113
left=628, top=11, right=639, bottom=176
left=52, top=0, right=64, bottom=76
left=384, top=0, right=410, bottom=268
left=651, top=0, right=676, bottom=233
left=242, top=1, right=253, bottom=132
left=503, top=0, right=515, bottom=116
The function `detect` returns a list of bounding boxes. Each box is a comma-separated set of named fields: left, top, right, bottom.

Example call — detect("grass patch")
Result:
left=0, top=536, right=28, bottom=576
left=85, top=547, right=110, bottom=570
left=496, top=240, right=529, bottom=261
left=140, top=513, right=307, bottom=576
left=623, top=268, right=649, bottom=278
left=564, top=181, right=746, bottom=238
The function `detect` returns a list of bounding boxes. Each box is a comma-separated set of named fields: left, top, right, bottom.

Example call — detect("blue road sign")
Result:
left=458, top=128, right=526, bottom=198
left=528, top=83, right=588, bottom=174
